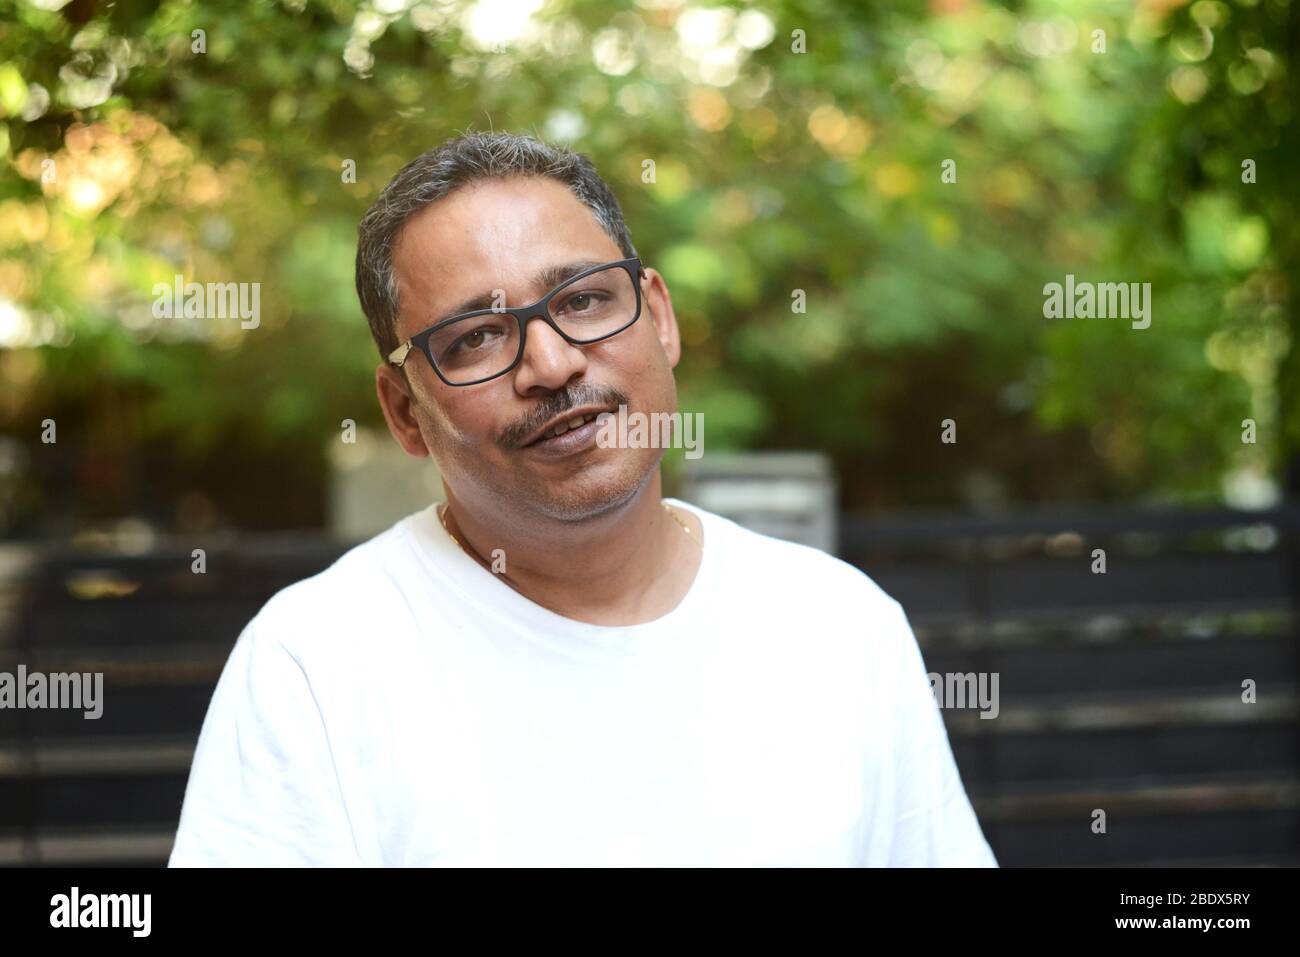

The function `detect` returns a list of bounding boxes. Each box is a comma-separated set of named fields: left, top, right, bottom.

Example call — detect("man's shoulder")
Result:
left=685, top=500, right=904, bottom=618
left=685, top=502, right=918, bottom=685
left=243, top=509, right=428, bottom=652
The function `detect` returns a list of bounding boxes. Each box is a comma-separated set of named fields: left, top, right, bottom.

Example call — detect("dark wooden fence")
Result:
left=1, top=504, right=1297, bottom=866
left=0, top=536, right=345, bottom=867
left=840, top=504, right=1300, bottom=867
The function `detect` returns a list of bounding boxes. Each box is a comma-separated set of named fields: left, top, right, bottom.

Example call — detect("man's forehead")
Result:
left=396, top=176, right=598, bottom=266
left=391, top=179, right=621, bottom=327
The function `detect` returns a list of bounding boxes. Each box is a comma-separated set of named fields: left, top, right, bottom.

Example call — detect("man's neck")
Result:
left=440, top=475, right=703, bottom=626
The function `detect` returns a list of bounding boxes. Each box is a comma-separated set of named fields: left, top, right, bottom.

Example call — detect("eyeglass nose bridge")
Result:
left=509, top=299, right=584, bottom=349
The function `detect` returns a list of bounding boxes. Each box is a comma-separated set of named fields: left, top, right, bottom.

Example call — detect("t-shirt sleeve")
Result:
left=885, top=599, right=998, bottom=867
left=168, top=617, right=362, bottom=866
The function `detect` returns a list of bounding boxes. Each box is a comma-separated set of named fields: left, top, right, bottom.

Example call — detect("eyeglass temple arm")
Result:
left=388, top=341, right=412, bottom=367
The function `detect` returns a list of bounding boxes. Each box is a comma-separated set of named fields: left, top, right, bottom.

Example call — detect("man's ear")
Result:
left=641, top=267, right=681, bottom=369
left=375, top=362, right=431, bottom=458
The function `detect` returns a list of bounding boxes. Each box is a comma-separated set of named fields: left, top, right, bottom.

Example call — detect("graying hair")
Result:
left=355, top=130, right=637, bottom=358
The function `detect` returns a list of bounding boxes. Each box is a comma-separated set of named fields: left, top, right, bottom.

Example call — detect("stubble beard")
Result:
left=419, top=405, right=663, bottom=524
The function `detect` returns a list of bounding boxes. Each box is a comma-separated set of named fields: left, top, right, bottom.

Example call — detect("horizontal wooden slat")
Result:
left=0, top=828, right=176, bottom=866
left=982, top=806, right=1299, bottom=867
left=841, top=503, right=1300, bottom=545
left=923, top=637, right=1294, bottom=696
left=952, top=718, right=1298, bottom=785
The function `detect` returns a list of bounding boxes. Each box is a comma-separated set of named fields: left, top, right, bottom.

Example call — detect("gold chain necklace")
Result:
left=662, top=502, right=703, bottom=550
left=437, top=503, right=513, bottom=583
left=437, top=500, right=701, bottom=577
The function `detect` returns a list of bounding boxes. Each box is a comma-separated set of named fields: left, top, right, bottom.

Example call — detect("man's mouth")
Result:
left=531, top=412, right=601, bottom=443
left=520, top=407, right=612, bottom=457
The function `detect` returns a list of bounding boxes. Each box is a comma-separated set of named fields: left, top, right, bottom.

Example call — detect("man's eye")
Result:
left=451, top=327, right=501, bottom=353
left=558, top=292, right=605, bottom=315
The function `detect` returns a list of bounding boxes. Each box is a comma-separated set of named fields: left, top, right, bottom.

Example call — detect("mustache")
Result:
left=499, top=383, right=629, bottom=449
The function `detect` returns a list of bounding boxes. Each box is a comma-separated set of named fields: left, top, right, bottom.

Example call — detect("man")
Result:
left=169, top=131, right=997, bottom=867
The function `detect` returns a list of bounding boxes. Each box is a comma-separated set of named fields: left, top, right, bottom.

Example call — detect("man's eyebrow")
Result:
left=432, top=260, right=610, bottom=322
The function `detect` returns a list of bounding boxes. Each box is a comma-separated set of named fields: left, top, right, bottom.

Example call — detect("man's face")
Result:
left=377, top=175, right=682, bottom=523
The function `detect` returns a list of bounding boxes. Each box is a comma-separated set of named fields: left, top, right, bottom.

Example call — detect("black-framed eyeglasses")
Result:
left=387, top=257, right=647, bottom=386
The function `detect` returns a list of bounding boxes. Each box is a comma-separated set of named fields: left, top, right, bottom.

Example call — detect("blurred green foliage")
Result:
left=0, top=0, right=1295, bottom=534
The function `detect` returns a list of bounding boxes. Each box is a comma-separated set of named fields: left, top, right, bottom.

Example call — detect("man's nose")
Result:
left=512, top=316, right=588, bottom=395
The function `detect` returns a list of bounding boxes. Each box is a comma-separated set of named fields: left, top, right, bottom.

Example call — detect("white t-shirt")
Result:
left=168, top=498, right=997, bottom=867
